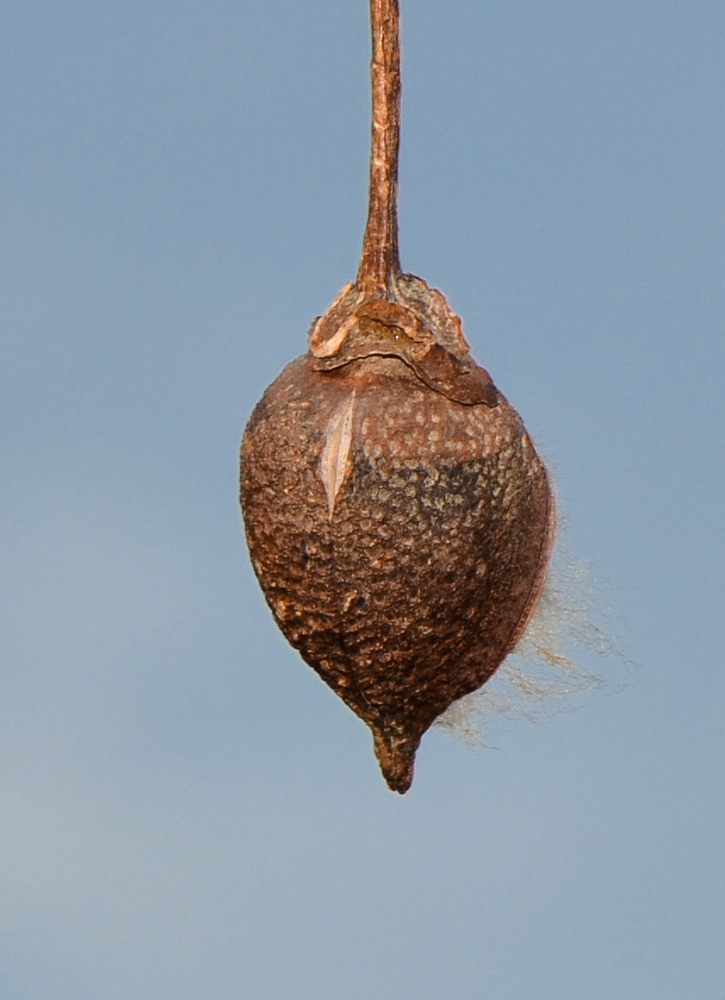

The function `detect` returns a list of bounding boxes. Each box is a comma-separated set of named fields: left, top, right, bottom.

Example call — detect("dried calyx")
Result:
left=308, top=276, right=498, bottom=407
left=239, top=0, right=555, bottom=793
left=310, top=0, right=494, bottom=408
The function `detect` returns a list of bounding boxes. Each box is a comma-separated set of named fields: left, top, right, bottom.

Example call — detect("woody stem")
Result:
left=357, top=0, right=402, bottom=296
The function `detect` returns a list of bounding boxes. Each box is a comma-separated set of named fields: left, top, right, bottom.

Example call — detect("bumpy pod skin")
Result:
left=240, top=352, right=554, bottom=793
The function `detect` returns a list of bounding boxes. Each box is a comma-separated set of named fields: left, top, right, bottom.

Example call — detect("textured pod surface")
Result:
left=240, top=353, right=554, bottom=792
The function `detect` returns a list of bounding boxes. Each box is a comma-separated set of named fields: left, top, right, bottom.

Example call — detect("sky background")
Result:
left=1, top=1, right=723, bottom=997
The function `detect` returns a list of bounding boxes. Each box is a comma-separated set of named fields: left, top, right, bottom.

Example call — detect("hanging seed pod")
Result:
left=240, top=0, right=555, bottom=793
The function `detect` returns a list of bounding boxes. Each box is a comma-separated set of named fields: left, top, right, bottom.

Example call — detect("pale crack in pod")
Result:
left=318, top=392, right=356, bottom=518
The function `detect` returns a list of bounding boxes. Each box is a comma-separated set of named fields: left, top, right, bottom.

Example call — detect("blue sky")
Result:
left=1, top=1, right=723, bottom=997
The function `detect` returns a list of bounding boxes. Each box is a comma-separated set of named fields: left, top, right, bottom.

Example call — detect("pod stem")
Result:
left=357, top=0, right=402, bottom=296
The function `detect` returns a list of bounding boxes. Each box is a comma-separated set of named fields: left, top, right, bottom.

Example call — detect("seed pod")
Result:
left=239, top=0, right=555, bottom=792
left=241, top=275, right=554, bottom=793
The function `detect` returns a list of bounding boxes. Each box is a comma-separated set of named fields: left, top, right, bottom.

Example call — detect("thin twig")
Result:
left=357, top=0, right=402, bottom=296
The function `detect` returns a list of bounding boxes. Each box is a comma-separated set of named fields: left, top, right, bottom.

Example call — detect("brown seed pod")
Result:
left=239, top=0, right=555, bottom=793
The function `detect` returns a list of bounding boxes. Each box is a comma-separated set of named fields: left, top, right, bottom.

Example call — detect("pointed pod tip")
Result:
left=372, top=725, right=420, bottom=794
